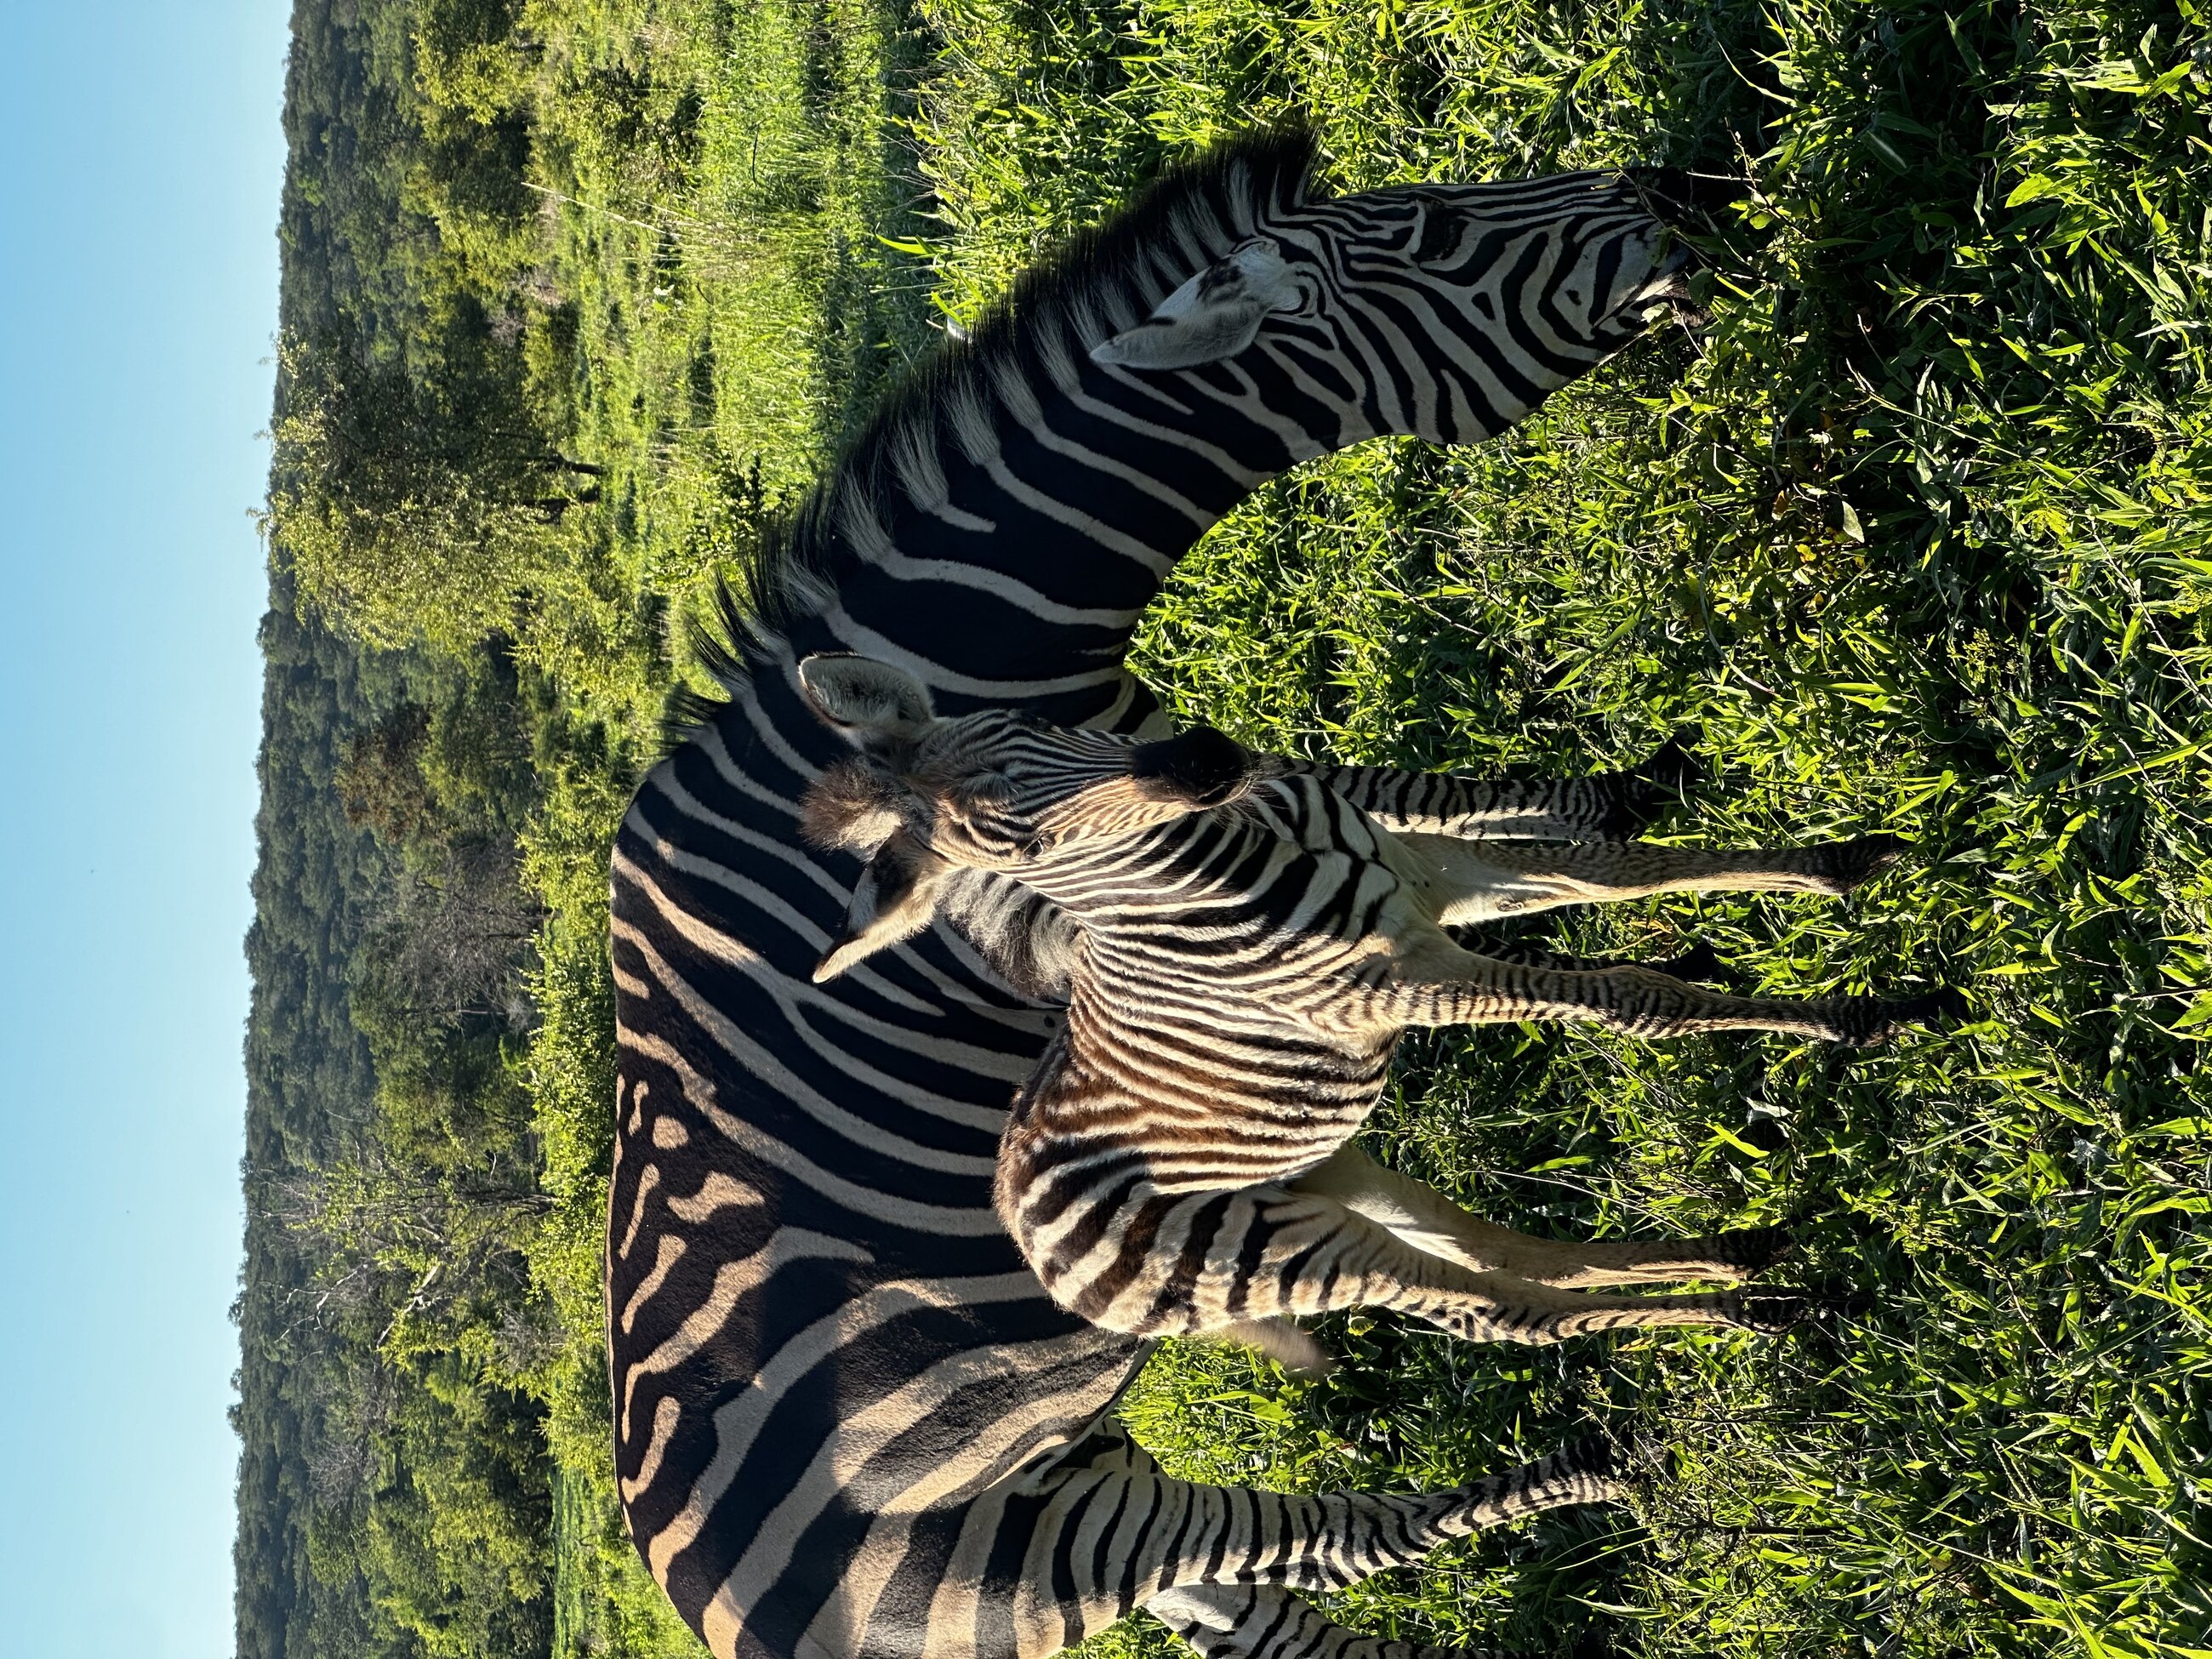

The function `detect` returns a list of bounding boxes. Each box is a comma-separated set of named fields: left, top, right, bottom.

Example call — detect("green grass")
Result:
left=498, top=0, right=2212, bottom=1652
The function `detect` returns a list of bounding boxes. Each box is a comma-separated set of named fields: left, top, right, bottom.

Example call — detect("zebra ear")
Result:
left=1091, top=238, right=1303, bottom=371
left=798, top=653, right=935, bottom=753
left=814, top=830, right=954, bottom=983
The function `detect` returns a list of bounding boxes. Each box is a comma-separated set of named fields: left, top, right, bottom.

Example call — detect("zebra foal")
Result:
left=795, top=653, right=1962, bottom=1354
left=614, top=128, right=1767, bottom=1659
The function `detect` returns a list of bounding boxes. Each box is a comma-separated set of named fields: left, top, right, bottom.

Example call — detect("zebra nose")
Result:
left=1128, top=726, right=1251, bottom=807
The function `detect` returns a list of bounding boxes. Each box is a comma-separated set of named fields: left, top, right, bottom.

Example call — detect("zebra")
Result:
left=789, top=652, right=1960, bottom=1357
left=613, top=128, right=1762, bottom=1659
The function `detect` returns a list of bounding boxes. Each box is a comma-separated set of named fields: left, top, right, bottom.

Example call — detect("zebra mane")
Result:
left=664, top=126, right=1324, bottom=743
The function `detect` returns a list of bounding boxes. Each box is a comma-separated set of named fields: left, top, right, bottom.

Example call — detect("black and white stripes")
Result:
left=610, top=130, right=1724, bottom=1659
left=790, top=664, right=1952, bottom=1354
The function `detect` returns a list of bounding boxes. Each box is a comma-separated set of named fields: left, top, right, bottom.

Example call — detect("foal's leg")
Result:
left=1150, top=1582, right=1511, bottom=1659
left=1396, top=832, right=1906, bottom=926
left=1035, top=1182, right=1818, bottom=1343
left=1144, top=1443, right=1620, bottom=1659
left=1343, top=932, right=1959, bottom=1046
left=1444, top=930, right=1725, bottom=983
left=1268, top=735, right=1698, bottom=841
left=1290, top=1144, right=1786, bottom=1287
left=998, top=1429, right=1619, bottom=1659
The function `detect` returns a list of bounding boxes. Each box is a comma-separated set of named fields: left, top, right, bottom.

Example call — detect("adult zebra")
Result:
left=612, top=129, right=1723, bottom=1659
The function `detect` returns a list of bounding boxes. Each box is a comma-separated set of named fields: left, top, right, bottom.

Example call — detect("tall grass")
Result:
left=510, top=0, right=2212, bottom=1652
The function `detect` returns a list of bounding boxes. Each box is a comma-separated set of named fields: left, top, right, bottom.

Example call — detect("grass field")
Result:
left=502, top=0, right=2212, bottom=1653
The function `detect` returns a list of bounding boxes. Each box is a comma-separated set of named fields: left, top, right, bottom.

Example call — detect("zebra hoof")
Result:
left=1598, top=735, right=1704, bottom=836
left=1810, top=1283, right=1876, bottom=1319
left=1651, top=938, right=1725, bottom=985
left=1705, top=1223, right=1793, bottom=1274
left=1727, top=1289, right=1823, bottom=1335
left=1739, top=1284, right=1872, bottom=1335
left=1909, top=986, right=1971, bottom=1025
left=1635, top=733, right=1705, bottom=792
left=1812, top=834, right=1908, bottom=893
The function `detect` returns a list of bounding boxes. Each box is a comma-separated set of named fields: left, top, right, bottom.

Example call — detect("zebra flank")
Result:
left=612, top=129, right=1724, bottom=1659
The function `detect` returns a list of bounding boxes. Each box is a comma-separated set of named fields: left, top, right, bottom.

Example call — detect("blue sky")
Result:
left=0, top=2, right=289, bottom=1655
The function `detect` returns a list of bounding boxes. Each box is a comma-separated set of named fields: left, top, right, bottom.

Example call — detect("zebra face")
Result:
left=1092, top=172, right=1696, bottom=444
left=798, top=653, right=1254, bottom=866
left=796, top=653, right=1257, bottom=979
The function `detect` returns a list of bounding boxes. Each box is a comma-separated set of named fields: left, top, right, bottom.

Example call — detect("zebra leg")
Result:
left=1286, top=737, right=1697, bottom=841
left=1147, top=1584, right=1515, bottom=1659
left=1143, top=1445, right=1622, bottom=1659
left=1290, top=1144, right=1787, bottom=1287
left=1396, top=832, right=1909, bottom=924
left=1441, top=931, right=1725, bottom=984
left=1027, top=1183, right=1819, bottom=1343
left=990, top=1441, right=1621, bottom=1659
left=1357, top=934, right=1963, bottom=1046
left=1388, top=1262, right=1820, bottom=1343
left=1154, top=1440, right=1624, bottom=1597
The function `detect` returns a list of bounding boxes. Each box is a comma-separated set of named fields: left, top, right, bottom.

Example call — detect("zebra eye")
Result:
left=1282, top=276, right=1325, bottom=318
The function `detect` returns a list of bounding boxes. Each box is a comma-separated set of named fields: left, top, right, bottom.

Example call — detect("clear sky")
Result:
left=0, top=2, right=290, bottom=1656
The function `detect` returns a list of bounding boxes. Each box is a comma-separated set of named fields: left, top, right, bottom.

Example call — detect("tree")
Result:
left=336, top=703, right=441, bottom=844
left=355, top=840, right=541, bottom=1033
left=263, top=1144, right=550, bottom=1365
left=265, top=328, right=601, bottom=647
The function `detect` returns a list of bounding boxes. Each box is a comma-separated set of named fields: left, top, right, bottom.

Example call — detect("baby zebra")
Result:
left=794, top=653, right=1962, bottom=1354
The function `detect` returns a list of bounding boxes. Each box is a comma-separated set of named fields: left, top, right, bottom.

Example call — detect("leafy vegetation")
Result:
left=242, top=0, right=2212, bottom=1654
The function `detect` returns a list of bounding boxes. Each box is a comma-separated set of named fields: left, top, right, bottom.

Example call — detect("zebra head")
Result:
left=795, top=653, right=1252, bottom=981
left=1091, top=163, right=1721, bottom=444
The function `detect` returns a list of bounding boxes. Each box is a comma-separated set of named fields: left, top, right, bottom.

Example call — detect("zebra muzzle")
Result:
left=1128, top=726, right=1254, bottom=807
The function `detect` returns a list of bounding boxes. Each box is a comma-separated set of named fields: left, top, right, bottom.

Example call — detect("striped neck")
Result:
left=679, top=134, right=1685, bottom=735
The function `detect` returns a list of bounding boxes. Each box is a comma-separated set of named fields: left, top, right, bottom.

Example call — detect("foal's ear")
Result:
left=1091, top=238, right=1304, bottom=371
left=797, top=654, right=934, bottom=753
left=813, top=830, right=954, bottom=983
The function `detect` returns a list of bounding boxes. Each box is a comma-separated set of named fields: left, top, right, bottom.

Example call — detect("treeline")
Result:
left=237, top=0, right=578, bottom=1654
left=239, top=0, right=913, bottom=1651
left=237, top=573, right=556, bottom=1659
left=267, top=0, right=591, bottom=652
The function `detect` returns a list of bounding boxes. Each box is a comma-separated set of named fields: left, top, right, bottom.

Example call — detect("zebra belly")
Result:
left=1000, top=1026, right=1393, bottom=1332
